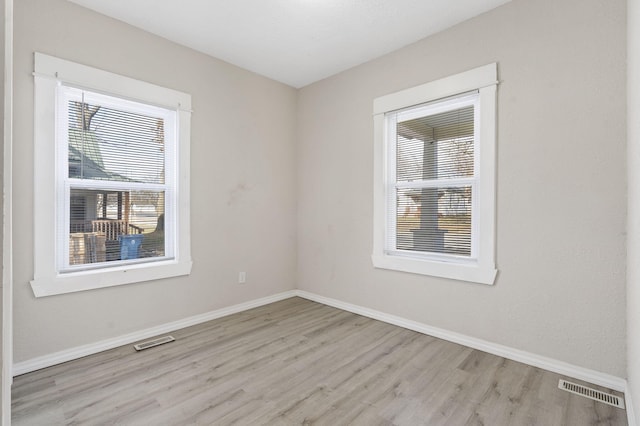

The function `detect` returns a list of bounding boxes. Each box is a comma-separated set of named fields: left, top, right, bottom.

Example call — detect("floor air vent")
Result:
left=558, top=379, right=625, bottom=409
left=133, top=335, right=175, bottom=351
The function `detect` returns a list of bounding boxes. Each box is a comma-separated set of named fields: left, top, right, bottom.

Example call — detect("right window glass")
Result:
left=388, top=93, right=478, bottom=259
left=372, top=63, right=497, bottom=284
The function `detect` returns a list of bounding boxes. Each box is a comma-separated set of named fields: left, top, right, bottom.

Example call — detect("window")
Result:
left=372, top=64, right=498, bottom=284
left=31, top=53, right=192, bottom=297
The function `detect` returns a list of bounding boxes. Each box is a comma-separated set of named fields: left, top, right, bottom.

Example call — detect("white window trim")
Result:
left=31, top=53, right=192, bottom=297
left=372, top=63, right=498, bottom=285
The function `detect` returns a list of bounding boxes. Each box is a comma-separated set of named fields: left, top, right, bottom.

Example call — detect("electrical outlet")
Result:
left=238, top=272, right=246, bottom=284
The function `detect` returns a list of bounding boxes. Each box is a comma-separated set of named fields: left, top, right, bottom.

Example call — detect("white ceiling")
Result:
left=67, top=0, right=511, bottom=88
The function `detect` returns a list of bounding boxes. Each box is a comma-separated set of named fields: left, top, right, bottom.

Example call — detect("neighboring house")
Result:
left=68, top=128, right=139, bottom=232
left=67, top=127, right=152, bottom=263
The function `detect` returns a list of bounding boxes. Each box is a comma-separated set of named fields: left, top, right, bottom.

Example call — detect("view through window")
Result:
left=62, top=88, right=173, bottom=269
left=391, top=96, right=476, bottom=258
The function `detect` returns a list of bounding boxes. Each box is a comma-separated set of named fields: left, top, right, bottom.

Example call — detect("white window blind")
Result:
left=58, top=86, right=176, bottom=271
left=386, top=92, right=479, bottom=260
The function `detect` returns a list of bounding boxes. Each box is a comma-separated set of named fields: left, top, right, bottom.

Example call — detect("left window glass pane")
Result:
left=68, top=189, right=166, bottom=267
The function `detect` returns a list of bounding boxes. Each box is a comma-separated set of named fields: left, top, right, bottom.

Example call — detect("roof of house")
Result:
left=68, top=128, right=134, bottom=182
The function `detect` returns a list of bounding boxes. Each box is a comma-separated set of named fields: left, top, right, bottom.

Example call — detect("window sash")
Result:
left=386, top=183, right=478, bottom=261
left=384, top=92, right=480, bottom=261
left=60, top=187, right=173, bottom=273
left=55, top=85, right=178, bottom=273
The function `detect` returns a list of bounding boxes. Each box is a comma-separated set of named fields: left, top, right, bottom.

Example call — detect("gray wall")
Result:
left=12, top=0, right=629, bottom=384
left=13, top=0, right=298, bottom=362
left=296, top=0, right=627, bottom=376
left=628, top=0, right=640, bottom=421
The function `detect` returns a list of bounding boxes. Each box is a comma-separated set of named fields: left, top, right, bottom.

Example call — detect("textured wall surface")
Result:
left=297, top=0, right=627, bottom=376
left=11, top=0, right=629, bottom=383
left=13, top=0, right=297, bottom=362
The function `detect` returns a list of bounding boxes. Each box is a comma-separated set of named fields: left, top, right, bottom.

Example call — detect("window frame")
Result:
left=31, top=53, right=192, bottom=297
left=58, top=86, right=177, bottom=273
left=372, top=63, right=498, bottom=285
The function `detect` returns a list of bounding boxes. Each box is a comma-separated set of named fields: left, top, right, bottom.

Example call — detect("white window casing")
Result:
left=372, top=63, right=498, bottom=285
left=31, top=53, right=192, bottom=297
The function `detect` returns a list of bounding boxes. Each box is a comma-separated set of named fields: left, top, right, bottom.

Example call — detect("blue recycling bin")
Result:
left=119, top=234, right=144, bottom=260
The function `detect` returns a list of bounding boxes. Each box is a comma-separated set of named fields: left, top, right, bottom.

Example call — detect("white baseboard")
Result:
left=295, top=290, right=628, bottom=393
left=13, top=290, right=297, bottom=376
left=14, top=287, right=629, bottom=403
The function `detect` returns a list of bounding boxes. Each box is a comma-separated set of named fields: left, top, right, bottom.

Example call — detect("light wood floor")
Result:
left=12, top=297, right=627, bottom=425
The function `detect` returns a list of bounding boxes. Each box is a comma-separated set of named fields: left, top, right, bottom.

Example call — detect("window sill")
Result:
left=30, top=259, right=193, bottom=297
left=371, top=253, right=497, bottom=285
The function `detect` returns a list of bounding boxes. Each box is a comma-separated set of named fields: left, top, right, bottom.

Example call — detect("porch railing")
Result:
left=70, top=219, right=143, bottom=241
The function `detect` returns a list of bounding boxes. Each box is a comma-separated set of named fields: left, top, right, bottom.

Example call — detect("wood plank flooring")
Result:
left=12, top=297, right=627, bottom=425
